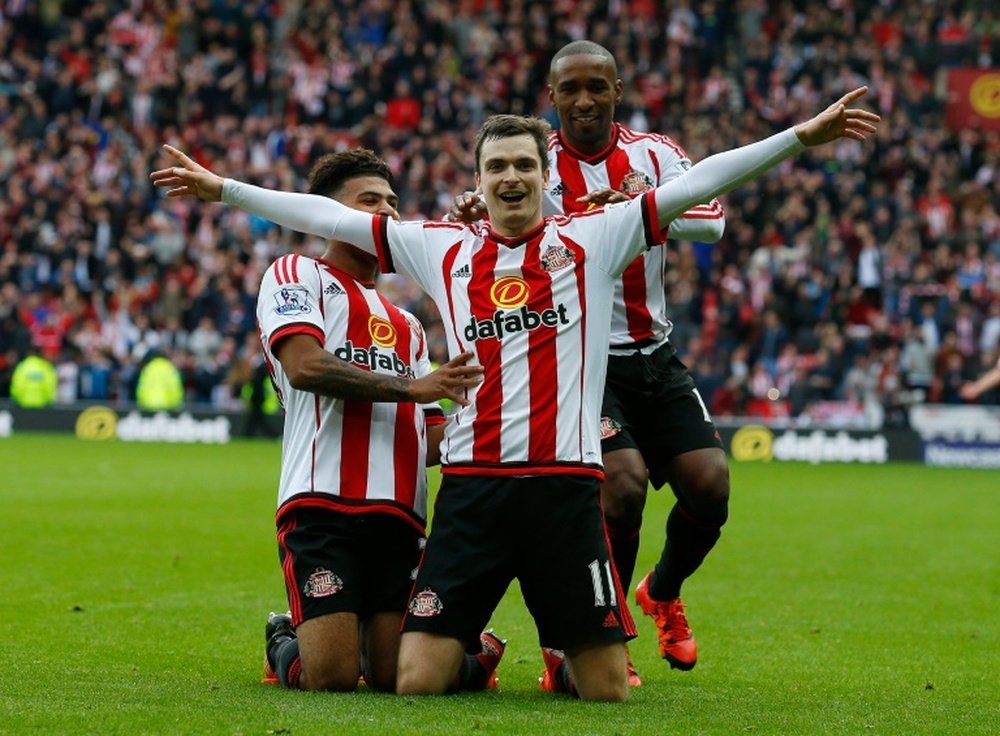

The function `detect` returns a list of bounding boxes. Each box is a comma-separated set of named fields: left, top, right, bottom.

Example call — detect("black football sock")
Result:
left=272, top=637, right=303, bottom=689
left=650, top=503, right=722, bottom=601
left=451, top=652, right=489, bottom=692
left=556, top=662, right=578, bottom=697
left=606, top=519, right=641, bottom=594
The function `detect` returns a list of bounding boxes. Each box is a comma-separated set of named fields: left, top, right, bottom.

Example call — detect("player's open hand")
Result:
left=445, top=190, right=488, bottom=224
left=793, top=87, right=880, bottom=147
left=408, top=351, right=484, bottom=406
left=576, top=187, right=629, bottom=207
left=959, top=384, right=975, bottom=400
left=150, top=144, right=225, bottom=201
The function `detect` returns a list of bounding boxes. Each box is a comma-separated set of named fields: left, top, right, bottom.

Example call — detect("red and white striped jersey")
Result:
left=545, top=123, right=725, bottom=351
left=225, top=124, right=805, bottom=481
left=257, top=254, right=444, bottom=531
left=373, top=191, right=667, bottom=479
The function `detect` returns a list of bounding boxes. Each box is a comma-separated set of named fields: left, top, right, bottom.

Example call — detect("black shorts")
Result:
left=401, top=474, right=637, bottom=651
left=601, top=342, right=723, bottom=489
left=276, top=505, right=424, bottom=627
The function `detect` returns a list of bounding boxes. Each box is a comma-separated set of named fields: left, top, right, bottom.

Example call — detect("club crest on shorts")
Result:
left=302, top=567, right=343, bottom=598
left=541, top=243, right=575, bottom=272
left=408, top=587, right=443, bottom=617
left=600, top=416, right=622, bottom=440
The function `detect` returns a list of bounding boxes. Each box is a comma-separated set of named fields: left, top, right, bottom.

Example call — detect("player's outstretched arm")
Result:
left=278, top=335, right=483, bottom=405
left=959, top=363, right=1000, bottom=401
left=653, top=86, right=879, bottom=224
left=150, top=145, right=378, bottom=253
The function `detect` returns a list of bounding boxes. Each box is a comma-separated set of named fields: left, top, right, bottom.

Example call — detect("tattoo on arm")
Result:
left=297, top=351, right=411, bottom=402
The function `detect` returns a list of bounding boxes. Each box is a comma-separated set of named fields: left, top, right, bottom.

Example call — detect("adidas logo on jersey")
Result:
left=464, top=304, right=570, bottom=342
left=451, top=264, right=471, bottom=279
left=550, top=182, right=565, bottom=196
left=324, top=282, right=345, bottom=296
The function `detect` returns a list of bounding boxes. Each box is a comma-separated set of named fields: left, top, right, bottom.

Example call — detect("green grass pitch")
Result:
left=1, top=433, right=996, bottom=735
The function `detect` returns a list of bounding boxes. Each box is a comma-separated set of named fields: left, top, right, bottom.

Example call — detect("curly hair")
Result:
left=307, top=149, right=393, bottom=198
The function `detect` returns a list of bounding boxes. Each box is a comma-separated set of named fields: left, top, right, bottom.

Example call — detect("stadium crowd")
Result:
left=1, top=0, right=998, bottom=423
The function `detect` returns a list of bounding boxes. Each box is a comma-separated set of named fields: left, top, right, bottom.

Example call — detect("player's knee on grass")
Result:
left=601, top=450, right=649, bottom=530
left=361, top=613, right=404, bottom=692
left=299, top=656, right=362, bottom=692
left=296, top=613, right=362, bottom=691
left=396, top=632, right=465, bottom=695
left=566, top=642, right=629, bottom=703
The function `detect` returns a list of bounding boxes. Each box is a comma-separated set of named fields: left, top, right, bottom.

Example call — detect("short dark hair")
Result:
left=307, top=149, right=393, bottom=198
left=474, top=115, right=552, bottom=174
left=549, top=40, right=618, bottom=78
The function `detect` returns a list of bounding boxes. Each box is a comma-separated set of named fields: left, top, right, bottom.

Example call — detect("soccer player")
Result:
left=246, top=149, right=499, bottom=693
left=151, top=89, right=879, bottom=701
left=450, top=40, right=729, bottom=682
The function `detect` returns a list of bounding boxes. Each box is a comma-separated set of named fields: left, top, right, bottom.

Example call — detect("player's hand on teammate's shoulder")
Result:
left=150, top=144, right=225, bottom=202
left=445, top=190, right=488, bottom=224
left=409, top=351, right=484, bottom=406
left=576, top=187, right=629, bottom=207
left=793, top=86, right=881, bottom=147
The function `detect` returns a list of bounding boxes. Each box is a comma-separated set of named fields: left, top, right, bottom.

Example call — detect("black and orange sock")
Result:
left=651, top=503, right=722, bottom=601
left=272, top=637, right=302, bottom=689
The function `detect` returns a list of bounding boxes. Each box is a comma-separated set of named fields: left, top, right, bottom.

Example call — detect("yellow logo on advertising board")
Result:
left=730, top=425, right=773, bottom=462
left=75, top=406, right=118, bottom=441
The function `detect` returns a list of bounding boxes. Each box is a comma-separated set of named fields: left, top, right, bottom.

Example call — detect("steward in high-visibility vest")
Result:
left=10, top=354, right=58, bottom=408
left=136, top=356, right=185, bottom=410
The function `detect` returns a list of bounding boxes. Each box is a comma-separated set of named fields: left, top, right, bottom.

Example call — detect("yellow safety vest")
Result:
left=136, top=357, right=185, bottom=410
left=10, top=355, right=58, bottom=408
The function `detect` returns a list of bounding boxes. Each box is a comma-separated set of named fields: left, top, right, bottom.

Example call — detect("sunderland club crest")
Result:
left=303, top=567, right=343, bottom=598
left=408, top=587, right=443, bottom=617
left=600, top=416, right=623, bottom=440
left=619, top=170, right=654, bottom=196
left=541, top=244, right=575, bottom=273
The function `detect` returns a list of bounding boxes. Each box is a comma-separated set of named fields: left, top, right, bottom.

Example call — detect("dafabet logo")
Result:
left=368, top=315, right=398, bottom=347
left=490, top=277, right=529, bottom=309
left=465, top=278, right=570, bottom=342
left=335, top=316, right=413, bottom=378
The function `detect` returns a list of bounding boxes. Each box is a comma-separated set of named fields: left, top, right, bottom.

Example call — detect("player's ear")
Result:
left=547, top=84, right=556, bottom=106
left=615, top=79, right=624, bottom=105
